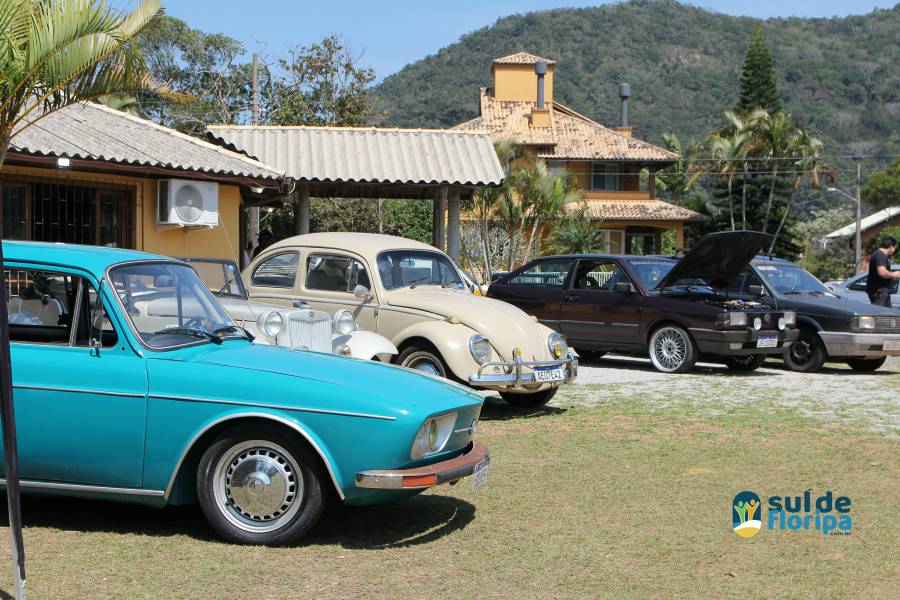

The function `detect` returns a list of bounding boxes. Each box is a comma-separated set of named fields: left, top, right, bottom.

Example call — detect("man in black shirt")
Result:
left=866, top=236, right=899, bottom=307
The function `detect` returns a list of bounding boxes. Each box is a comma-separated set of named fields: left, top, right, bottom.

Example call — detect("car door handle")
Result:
left=563, top=293, right=578, bottom=301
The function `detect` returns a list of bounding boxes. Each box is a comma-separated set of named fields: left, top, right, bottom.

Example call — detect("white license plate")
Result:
left=884, top=340, right=900, bottom=351
left=756, top=336, right=778, bottom=349
left=472, top=457, right=490, bottom=492
left=534, top=366, right=565, bottom=382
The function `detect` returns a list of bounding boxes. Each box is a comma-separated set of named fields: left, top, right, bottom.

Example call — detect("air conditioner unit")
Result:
left=157, top=179, right=219, bottom=227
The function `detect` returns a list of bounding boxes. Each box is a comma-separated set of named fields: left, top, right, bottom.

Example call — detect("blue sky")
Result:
left=163, top=1, right=898, bottom=79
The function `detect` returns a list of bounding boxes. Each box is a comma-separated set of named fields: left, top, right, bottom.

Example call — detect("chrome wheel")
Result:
left=653, top=329, right=686, bottom=370
left=399, top=348, right=448, bottom=378
left=212, top=440, right=303, bottom=534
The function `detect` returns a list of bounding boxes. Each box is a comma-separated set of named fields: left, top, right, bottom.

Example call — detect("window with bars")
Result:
left=0, top=178, right=135, bottom=247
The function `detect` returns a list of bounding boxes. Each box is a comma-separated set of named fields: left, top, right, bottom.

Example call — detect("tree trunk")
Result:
left=480, top=218, right=492, bottom=283
left=768, top=191, right=796, bottom=254
left=741, top=177, right=748, bottom=230
left=762, top=165, right=779, bottom=234
left=523, top=217, right=540, bottom=265
left=727, top=179, right=735, bottom=231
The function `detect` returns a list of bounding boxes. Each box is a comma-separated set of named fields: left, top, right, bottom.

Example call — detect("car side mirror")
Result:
left=352, top=284, right=370, bottom=300
left=614, top=281, right=635, bottom=294
left=747, top=284, right=765, bottom=296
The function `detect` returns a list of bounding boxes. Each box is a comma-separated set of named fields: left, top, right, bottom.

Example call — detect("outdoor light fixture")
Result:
left=251, top=186, right=264, bottom=194
left=56, top=156, right=71, bottom=168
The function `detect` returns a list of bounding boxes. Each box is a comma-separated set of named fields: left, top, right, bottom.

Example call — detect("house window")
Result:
left=1, top=178, right=135, bottom=247
left=626, top=233, right=657, bottom=255
left=590, top=162, right=621, bottom=191
left=598, top=230, right=625, bottom=254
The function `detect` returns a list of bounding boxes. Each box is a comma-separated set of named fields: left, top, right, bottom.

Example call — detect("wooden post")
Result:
left=446, top=188, right=461, bottom=261
left=294, top=184, right=310, bottom=235
left=432, top=186, right=447, bottom=250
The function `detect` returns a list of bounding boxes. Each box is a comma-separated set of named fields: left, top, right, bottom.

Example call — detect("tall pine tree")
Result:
left=735, top=26, right=782, bottom=115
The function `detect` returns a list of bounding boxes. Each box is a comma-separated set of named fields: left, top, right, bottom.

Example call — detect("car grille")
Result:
left=287, top=312, right=332, bottom=353
left=873, top=316, right=900, bottom=333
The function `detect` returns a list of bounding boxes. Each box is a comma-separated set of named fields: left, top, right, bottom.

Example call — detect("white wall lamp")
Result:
left=56, top=156, right=71, bottom=168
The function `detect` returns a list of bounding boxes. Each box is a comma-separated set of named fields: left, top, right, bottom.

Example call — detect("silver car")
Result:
left=181, top=257, right=396, bottom=361
left=828, top=265, right=899, bottom=306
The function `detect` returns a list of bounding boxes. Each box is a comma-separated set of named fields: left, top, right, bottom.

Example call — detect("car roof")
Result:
left=2, top=240, right=173, bottom=278
left=538, top=254, right=675, bottom=261
left=264, top=232, right=438, bottom=256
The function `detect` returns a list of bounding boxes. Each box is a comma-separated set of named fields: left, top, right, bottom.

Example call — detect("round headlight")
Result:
left=337, top=344, right=352, bottom=357
left=777, top=317, right=786, bottom=331
left=468, top=334, right=492, bottom=365
left=548, top=332, right=568, bottom=359
left=333, top=310, right=355, bottom=335
left=256, top=311, right=284, bottom=338
left=753, top=317, right=763, bottom=331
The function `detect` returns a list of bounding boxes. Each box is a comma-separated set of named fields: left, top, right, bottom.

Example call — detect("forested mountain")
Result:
left=374, top=0, right=900, bottom=163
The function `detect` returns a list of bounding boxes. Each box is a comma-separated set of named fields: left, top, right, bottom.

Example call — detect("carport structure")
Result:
left=206, top=125, right=504, bottom=259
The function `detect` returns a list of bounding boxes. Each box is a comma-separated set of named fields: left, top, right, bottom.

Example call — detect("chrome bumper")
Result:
left=818, top=332, right=900, bottom=358
left=355, top=441, right=489, bottom=490
left=468, top=353, right=578, bottom=388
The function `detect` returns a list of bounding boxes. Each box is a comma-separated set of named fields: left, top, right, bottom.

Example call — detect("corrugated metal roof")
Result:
left=9, top=102, right=284, bottom=181
left=825, top=206, right=900, bottom=238
left=206, top=125, right=504, bottom=187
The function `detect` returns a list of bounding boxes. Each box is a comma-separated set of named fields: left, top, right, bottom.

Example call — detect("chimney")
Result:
left=531, top=59, right=551, bottom=127
left=615, top=83, right=633, bottom=136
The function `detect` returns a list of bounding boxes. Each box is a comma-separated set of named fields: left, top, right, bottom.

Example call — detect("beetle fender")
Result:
left=392, top=320, right=481, bottom=381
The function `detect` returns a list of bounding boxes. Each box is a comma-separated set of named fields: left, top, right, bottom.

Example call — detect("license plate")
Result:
left=471, top=457, right=490, bottom=492
left=884, top=340, right=900, bottom=351
left=534, top=366, right=565, bottom=382
left=756, top=335, right=778, bottom=349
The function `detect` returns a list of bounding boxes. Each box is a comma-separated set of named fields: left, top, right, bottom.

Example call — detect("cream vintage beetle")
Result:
left=244, top=233, right=577, bottom=406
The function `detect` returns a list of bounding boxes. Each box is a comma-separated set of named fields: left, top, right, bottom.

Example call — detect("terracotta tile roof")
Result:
left=569, top=199, right=707, bottom=222
left=453, top=89, right=678, bottom=162
left=492, top=52, right=555, bottom=65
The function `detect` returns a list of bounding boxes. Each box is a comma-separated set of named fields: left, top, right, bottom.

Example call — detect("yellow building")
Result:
left=454, top=52, right=705, bottom=253
left=1, top=102, right=285, bottom=263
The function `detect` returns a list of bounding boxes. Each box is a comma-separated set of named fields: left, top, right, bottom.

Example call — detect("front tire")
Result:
left=500, top=387, right=558, bottom=407
left=846, top=357, right=887, bottom=372
left=197, top=425, right=326, bottom=546
left=783, top=329, right=826, bottom=373
left=397, top=344, right=449, bottom=378
left=648, top=325, right=697, bottom=373
left=724, top=354, right=766, bottom=372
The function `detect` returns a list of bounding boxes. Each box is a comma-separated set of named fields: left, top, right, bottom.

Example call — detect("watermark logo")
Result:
left=732, top=491, right=762, bottom=538
left=732, top=490, right=853, bottom=537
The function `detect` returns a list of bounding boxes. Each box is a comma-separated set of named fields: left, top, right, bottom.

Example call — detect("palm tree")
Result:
left=768, top=131, right=831, bottom=253
left=494, top=182, right=525, bottom=272
left=706, top=126, right=748, bottom=231
left=547, top=208, right=603, bottom=254
left=750, top=110, right=801, bottom=234
left=0, top=0, right=170, bottom=169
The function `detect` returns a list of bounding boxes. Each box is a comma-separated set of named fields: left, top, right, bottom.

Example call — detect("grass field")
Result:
left=1, top=362, right=898, bottom=599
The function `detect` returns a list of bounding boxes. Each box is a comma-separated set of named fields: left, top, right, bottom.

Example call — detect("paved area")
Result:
left=544, top=354, right=900, bottom=437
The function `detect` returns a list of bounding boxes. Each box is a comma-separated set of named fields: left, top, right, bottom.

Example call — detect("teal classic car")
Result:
left=0, top=241, right=488, bottom=545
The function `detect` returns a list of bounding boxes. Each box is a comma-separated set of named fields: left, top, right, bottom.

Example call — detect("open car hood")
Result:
left=657, top=231, right=773, bottom=290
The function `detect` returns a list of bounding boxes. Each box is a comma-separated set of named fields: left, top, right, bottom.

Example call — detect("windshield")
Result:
left=377, top=250, right=464, bottom=291
left=187, top=260, right=247, bottom=300
left=109, top=262, right=238, bottom=349
left=754, top=264, right=832, bottom=296
left=628, top=259, right=675, bottom=289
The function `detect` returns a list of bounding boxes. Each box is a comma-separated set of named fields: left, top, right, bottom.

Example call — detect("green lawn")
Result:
left=1, top=388, right=897, bottom=599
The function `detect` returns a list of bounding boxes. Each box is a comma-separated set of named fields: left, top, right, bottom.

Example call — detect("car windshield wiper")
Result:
left=408, top=276, right=429, bottom=289
left=213, top=324, right=255, bottom=341
left=153, top=326, right=223, bottom=344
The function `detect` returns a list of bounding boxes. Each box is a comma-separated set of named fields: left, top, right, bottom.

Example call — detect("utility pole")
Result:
left=855, top=157, right=862, bottom=273
left=251, top=53, right=260, bottom=126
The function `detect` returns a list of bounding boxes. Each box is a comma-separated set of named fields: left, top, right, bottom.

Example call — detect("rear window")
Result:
left=507, top=259, right=574, bottom=288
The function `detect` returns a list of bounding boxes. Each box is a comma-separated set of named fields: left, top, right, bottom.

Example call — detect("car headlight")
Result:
left=337, top=344, right=352, bottom=357
left=548, top=332, right=568, bottom=359
left=851, top=316, right=876, bottom=331
left=753, top=317, right=763, bottom=331
left=411, top=412, right=457, bottom=459
left=256, top=311, right=283, bottom=338
left=468, top=334, right=492, bottom=365
left=783, top=311, right=796, bottom=326
left=332, top=310, right=355, bottom=335
left=717, top=311, right=747, bottom=329
left=777, top=317, right=786, bottom=331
